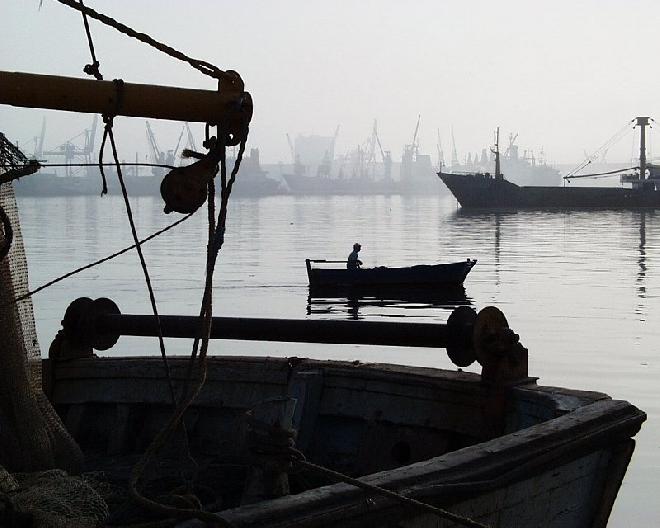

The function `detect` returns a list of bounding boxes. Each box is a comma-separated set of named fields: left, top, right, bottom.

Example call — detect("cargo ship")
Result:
left=439, top=118, right=660, bottom=208
left=448, top=132, right=562, bottom=187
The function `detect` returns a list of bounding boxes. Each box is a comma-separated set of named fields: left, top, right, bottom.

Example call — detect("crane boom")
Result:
left=411, top=114, right=421, bottom=150
left=185, top=123, right=197, bottom=153
left=286, top=133, right=295, bottom=164
left=145, top=121, right=162, bottom=163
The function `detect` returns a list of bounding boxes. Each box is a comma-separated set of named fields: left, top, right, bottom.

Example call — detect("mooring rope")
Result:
left=295, top=459, right=490, bottom=528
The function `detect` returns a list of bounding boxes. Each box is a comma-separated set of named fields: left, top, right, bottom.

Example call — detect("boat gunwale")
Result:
left=177, top=398, right=645, bottom=527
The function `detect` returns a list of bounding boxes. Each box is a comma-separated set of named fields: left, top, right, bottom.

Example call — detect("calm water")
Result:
left=16, top=194, right=660, bottom=526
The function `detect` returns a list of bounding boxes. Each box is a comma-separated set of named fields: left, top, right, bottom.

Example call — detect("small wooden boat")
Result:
left=306, top=259, right=477, bottom=288
left=42, top=298, right=645, bottom=528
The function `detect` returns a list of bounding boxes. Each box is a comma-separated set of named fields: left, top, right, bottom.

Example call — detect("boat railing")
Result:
left=306, top=259, right=348, bottom=264
left=52, top=297, right=530, bottom=386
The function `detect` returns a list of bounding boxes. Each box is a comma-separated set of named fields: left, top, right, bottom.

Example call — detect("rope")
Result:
left=98, top=80, right=125, bottom=195
left=103, top=118, right=176, bottom=400
left=127, top=127, right=247, bottom=526
left=62, top=6, right=235, bottom=522
left=2, top=162, right=177, bottom=171
left=54, top=0, right=229, bottom=81
left=12, top=213, right=192, bottom=304
left=78, top=0, right=103, bottom=80
left=295, top=459, right=490, bottom=528
left=565, top=119, right=635, bottom=178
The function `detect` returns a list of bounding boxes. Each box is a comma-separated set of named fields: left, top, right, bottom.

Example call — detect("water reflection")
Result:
left=307, top=286, right=472, bottom=320
left=636, top=211, right=647, bottom=317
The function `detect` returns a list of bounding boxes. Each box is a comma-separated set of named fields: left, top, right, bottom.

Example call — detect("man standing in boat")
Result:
left=347, top=243, right=363, bottom=270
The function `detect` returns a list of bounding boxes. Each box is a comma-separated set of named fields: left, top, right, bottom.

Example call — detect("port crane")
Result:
left=35, top=115, right=98, bottom=176
left=436, top=128, right=444, bottom=169
left=450, top=127, right=458, bottom=167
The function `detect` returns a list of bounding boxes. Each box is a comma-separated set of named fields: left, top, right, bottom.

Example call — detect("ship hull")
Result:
left=439, top=171, right=660, bottom=208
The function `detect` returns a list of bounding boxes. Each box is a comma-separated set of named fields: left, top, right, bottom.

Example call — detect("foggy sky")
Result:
left=2, top=0, right=659, bottom=166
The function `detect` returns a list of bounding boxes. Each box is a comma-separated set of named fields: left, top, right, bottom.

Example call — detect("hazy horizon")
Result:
left=3, top=0, right=660, bottom=167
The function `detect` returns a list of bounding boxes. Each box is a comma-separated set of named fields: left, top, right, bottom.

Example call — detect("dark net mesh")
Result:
left=0, top=137, right=83, bottom=473
left=0, top=181, right=42, bottom=389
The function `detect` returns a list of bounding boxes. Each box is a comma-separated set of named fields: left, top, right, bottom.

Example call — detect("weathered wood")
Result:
left=179, top=399, right=644, bottom=528
left=242, top=398, right=297, bottom=505
left=288, top=370, right=324, bottom=452
left=0, top=71, right=243, bottom=123
left=41, top=356, right=645, bottom=527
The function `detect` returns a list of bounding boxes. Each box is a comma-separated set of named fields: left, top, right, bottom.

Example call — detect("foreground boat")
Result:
left=306, top=259, right=477, bottom=288
left=439, top=118, right=660, bottom=209
left=42, top=299, right=646, bottom=528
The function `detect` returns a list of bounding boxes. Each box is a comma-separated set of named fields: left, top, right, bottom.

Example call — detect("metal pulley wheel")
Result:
left=89, top=297, right=121, bottom=350
left=446, top=306, right=477, bottom=367
left=473, top=306, right=518, bottom=369
left=62, top=296, right=121, bottom=351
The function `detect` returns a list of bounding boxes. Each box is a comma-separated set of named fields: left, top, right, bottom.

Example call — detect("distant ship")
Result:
left=438, top=118, right=660, bottom=208
left=447, top=131, right=561, bottom=187
left=14, top=147, right=284, bottom=198
left=283, top=118, right=444, bottom=195
left=282, top=124, right=402, bottom=195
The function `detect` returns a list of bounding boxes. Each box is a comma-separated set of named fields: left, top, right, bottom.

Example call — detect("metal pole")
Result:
left=637, top=116, right=649, bottom=180
left=0, top=71, right=246, bottom=123
left=97, top=313, right=451, bottom=349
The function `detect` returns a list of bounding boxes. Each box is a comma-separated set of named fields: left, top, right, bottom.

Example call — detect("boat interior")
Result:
left=43, top=354, right=628, bottom=524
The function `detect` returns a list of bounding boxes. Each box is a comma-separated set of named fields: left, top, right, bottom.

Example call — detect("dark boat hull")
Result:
left=42, top=356, right=645, bottom=528
left=306, top=260, right=476, bottom=288
left=439, top=171, right=660, bottom=208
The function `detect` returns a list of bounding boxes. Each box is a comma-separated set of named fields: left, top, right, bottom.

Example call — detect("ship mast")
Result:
left=637, top=116, right=649, bottom=180
left=491, top=127, right=502, bottom=180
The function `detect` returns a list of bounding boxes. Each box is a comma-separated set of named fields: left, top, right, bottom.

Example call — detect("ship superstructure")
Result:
left=439, top=118, right=660, bottom=208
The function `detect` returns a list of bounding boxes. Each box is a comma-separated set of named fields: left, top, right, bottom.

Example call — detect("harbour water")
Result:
left=16, top=193, right=660, bottom=526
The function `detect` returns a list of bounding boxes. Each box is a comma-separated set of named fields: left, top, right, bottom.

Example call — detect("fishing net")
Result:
left=0, top=139, right=83, bottom=474
left=1, top=182, right=41, bottom=389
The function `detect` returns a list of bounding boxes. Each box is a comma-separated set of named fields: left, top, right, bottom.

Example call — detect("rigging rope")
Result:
left=54, top=0, right=229, bottom=81
left=78, top=0, right=103, bottom=80
left=127, top=137, right=238, bottom=528
left=104, top=116, right=176, bottom=401
left=12, top=213, right=193, bottom=304
left=565, top=119, right=635, bottom=178
left=45, top=5, right=479, bottom=528
left=0, top=162, right=179, bottom=185
left=563, top=166, right=637, bottom=180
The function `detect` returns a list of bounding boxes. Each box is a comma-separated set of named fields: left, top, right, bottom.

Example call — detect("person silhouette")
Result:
left=347, top=243, right=363, bottom=270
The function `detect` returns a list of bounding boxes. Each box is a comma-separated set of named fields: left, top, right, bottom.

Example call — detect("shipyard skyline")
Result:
left=3, top=0, right=660, bottom=167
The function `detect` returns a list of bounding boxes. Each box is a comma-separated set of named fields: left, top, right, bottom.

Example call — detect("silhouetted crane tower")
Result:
left=35, top=115, right=98, bottom=176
